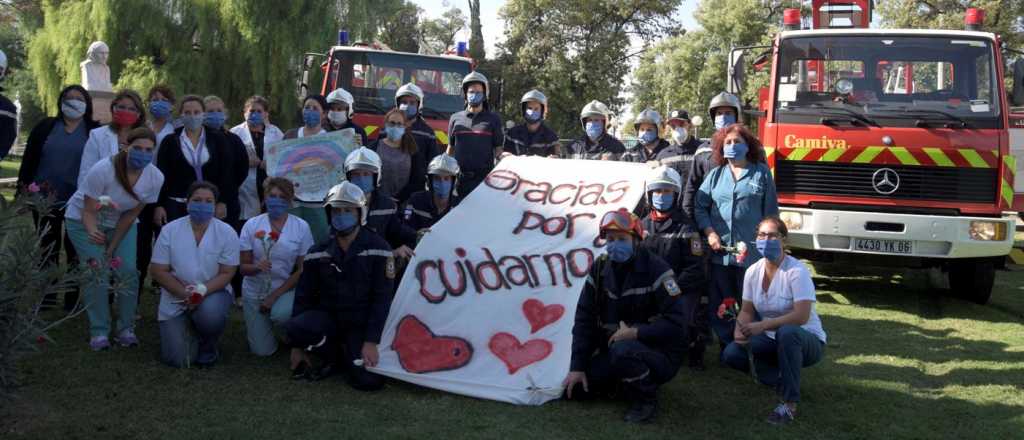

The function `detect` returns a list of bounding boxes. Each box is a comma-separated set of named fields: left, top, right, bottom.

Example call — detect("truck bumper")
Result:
left=778, top=207, right=1016, bottom=259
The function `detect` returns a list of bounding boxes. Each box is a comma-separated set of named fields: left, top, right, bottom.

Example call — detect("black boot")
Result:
left=623, top=399, right=657, bottom=423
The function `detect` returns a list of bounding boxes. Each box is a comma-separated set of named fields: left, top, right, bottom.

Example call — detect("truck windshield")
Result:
left=775, top=35, right=1001, bottom=129
left=327, top=49, right=471, bottom=119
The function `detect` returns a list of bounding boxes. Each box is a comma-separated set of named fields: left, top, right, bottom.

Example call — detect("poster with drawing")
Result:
left=369, top=156, right=649, bottom=405
left=265, top=129, right=359, bottom=203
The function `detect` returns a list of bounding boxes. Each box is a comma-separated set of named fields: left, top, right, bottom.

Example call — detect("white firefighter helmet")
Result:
left=426, top=153, right=461, bottom=193
left=707, top=91, right=742, bottom=118
left=344, top=147, right=382, bottom=186
left=461, top=71, right=489, bottom=97
left=579, top=99, right=610, bottom=127
left=395, top=82, right=425, bottom=108
left=521, top=89, right=548, bottom=109
left=324, top=181, right=368, bottom=226
left=326, top=88, right=355, bottom=116
left=645, top=165, right=682, bottom=207
left=633, top=108, right=663, bottom=131
left=0, top=49, right=7, bottom=81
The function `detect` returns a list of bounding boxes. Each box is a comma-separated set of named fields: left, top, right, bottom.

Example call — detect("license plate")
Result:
left=854, top=238, right=913, bottom=254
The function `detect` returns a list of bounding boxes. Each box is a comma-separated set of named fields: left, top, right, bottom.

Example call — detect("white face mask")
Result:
left=671, top=127, right=689, bottom=144
left=328, top=110, right=348, bottom=126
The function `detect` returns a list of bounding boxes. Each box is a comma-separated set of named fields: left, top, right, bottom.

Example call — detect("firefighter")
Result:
left=0, top=49, right=16, bottom=160
left=622, top=108, right=670, bottom=163
left=503, top=89, right=561, bottom=157
left=446, top=71, right=503, bottom=197
left=344, top=147, right=417, bottom=260
left=564, top=208, right=686, bottom=424
left=285, top=181, right=395, bottom=390
left=682, top=91, right=742, bottom=223
left=661, top=109, right=703, bottom=183
left=567, top=100, right=625, bottom=160
left=326, top=87, right=368, bottom=146
left=402, top=153, right=460, bottom=235
left=639, top=166, right=709, bottom=371
left=395, top=82, right=441, bottom=161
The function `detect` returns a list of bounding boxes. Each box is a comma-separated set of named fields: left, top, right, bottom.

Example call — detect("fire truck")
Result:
left=300, top=32, right=475, bottom=146
left=728, top=0, right=1024, bottom=303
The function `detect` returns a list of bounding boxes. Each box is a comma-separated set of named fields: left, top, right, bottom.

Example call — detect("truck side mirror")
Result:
left=729, top=48, right=747, bottom=94
left=1012, top=58, right=1024, bottom=106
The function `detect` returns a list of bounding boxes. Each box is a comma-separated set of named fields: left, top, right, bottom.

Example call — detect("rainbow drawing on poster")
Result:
left=265, top=129, right=359, bottom=203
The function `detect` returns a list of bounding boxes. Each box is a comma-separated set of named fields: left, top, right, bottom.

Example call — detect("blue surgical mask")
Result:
left=652, top=192, right=675, bottom=211
left=524, top=109, right=542, bottom=123
left=385, top=126, right=406, bottom=140
left=187, top=201, right=215, bottom=224
left=302, top=109, right=321, bottom=128
left=714, top=113, right=736, bottom=130
left=672, top=127, right=688, bottom=144
left=585, top=121, right=604, bottom=141
left=265, top=196, right=289, bottom=220
left=203, top=111, right=226, bottom=129
left=606, top=239, right=634, bottom=263
left=182, top=114, right=205, bottom=131
left=467, top=91, right=484, bottom=106
left=432, top=178, right=453, bottom=199
left=350, top=174, right=375, bottom=195
left=61, top=99, right=87, bottom=120
left=640, top=129, right=658, bottom=145
left=127, top=148, right=153, bottom=170
left=149, top=100, right=172, bottom=119
left=247, top=112, right=264, bottom=125
left=756, top=239, right=783, bottom=262
left=331, top=211, right=359, bottom=233
left=400, top=103, right=418, bottom=118
left=724, top=142, right=749, bottom=160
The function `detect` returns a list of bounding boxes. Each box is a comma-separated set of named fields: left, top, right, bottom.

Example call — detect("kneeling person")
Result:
left=402, top=153, right=461, bottom=235
left=285, top=181, right=395, bottom=391
left=564, top=208, right=686, bottom=423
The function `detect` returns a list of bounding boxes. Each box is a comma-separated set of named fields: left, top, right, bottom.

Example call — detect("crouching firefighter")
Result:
left=284, top=181, right=396, bottom=390
left=564, top=208, right=687, bottom=423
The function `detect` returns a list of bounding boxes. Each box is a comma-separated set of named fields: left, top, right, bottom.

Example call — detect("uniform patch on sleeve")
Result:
left=386, top=256, right=396, bottom=279
left=664, top=278, right=681, bottom=296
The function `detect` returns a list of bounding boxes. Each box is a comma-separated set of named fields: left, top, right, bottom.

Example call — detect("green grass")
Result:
left=4, top=263, right=1023, bottom=439
left=0, top=157, right=22, bottom=200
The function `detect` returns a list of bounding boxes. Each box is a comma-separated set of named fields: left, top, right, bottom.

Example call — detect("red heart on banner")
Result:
left=392, top=315, right=474, bottom=374
left=489, top=332, right=552, bottom=375
left=522, top=299, right=564, bottom=334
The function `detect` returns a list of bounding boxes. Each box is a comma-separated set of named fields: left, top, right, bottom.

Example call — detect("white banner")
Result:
left=369, top=156, right=648, bottom=405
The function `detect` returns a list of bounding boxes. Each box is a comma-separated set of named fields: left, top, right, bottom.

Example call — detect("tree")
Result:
left=499, top=0, right=682, bottom=136
left=877, top=0, right=1024, bottom=48
left=377, top=2, right=421, bottom=53
left=418, top=7, right=467, bottom=55
left=467, top=0, right=485, bottom=60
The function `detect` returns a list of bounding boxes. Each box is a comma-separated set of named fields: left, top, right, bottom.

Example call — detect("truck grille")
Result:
left=774, top=160, right=998, bottom=204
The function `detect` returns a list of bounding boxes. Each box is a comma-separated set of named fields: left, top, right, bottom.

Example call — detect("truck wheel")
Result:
left=948, top=259, right=995, bottom=305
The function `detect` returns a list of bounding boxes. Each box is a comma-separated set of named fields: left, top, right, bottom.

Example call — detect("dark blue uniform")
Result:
left=366, top=193, right=418, bottom=250
left=569, top=249, right=686, bottom=402
left=681, top=143, right=713, bottom=224
left=286, top=228, right=395, bottom=390
left=0, top=90, right=16, bottom=160
left=409, top=116, right=441, bottom=161
left=663, top=136, right=703, bottom=183
left=641, top=209, right=709, bottom=369
left=621, top=138, right=671, bottom=163
left=448, top=109, right=503, bottom=196
left=503, top=122, right=560, bottom=157
left=567, top=133, right=626, bottom=161
left=401, top=189, right=459, bottom=233
left=328, top=119, right=369, bottom=146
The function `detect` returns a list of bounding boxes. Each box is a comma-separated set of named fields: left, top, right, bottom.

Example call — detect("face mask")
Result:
left=652, top=192, right=675, bottom=211
left=187, top=201, right=215, bottom=224
left=466, top=91, right=484, bottom=106
left=524, top=108, right=542, bottom=123
left=149, top=100, right=172, bottom=119
left=327, top=110, right=348, bottom=126
left=606, top=239, right=634, bottom=263
left=400, top=103, right=418, bottom=119
left=585, top=121, right=604, bottom=141
left=247, top=112, right=264, bottom=125
left=112, top=110, right=139, bottom=127
left=640, top=129, right=658, bottom=145
left=671, top=127, right=688, bottom=144
left=714, top=113, right=737, bottom=130
left=350, top=174, right=375, bottom=195
left=203, top=111, right=226, bottom=129
left=756, top=239, right=783, bottom=262
left=331, top=211, right=359, bottom=234
left=385, top=126, right=405, bottom=140
left=724, top=142, right=749, bottom=160
left=303, top=109, right=321, bottom=128
left=182, top=114, right=205, bottom=131
left=61, top=99, right=87, bottom=119
left=127, top=148, right=153, bottom=170
left=266, top=196, right=289, bottom=220
left=432, top=178, right=453, bottom=199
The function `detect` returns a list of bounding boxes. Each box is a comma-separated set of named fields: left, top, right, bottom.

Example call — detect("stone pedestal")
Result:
left=90, top=90, right=114, bottom=124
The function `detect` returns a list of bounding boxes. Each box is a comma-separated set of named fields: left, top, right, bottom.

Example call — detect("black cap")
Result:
left=667, top=109, right=690, bottom=122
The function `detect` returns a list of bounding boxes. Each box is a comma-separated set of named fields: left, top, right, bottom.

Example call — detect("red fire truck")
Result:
left=300, top=32, right=475, bottom=146
left=729, top=0, right=1024, bottom=303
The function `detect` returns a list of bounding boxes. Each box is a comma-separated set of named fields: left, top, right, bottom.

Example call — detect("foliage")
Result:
left=376, top=2, right=421, bottom=53
left=418, top=7, right=467, bottom=55
left=467, top=0, right=485, bottom=60
left=498, top=0, right=682, bottom=137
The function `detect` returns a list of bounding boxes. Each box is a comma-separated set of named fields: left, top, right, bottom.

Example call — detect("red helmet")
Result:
left=599, top=208, right=643, bottom=239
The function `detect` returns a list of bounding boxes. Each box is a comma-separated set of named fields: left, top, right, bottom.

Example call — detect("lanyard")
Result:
left=184, top=131, right=206, bottom=181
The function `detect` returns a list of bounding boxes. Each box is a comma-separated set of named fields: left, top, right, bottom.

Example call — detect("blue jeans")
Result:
left=242, top=290, right=294, bottom=356
left=721, top=325, right=824, bottom=403
left=65, top=219, right=139, bottom=338
left=159, top=290, right=232, bottom=367
left=708, top=263, right=745, bottom=346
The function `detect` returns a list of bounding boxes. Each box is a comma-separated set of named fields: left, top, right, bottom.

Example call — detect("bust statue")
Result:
left=80, top=41, right=112, bottom=92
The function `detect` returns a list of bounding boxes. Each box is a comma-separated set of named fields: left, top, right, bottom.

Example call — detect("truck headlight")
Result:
left=780, top=211, right=804, bottom=231
left=968, top=221, right=1006, bottom=241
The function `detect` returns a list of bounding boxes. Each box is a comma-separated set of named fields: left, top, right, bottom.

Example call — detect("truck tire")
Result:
left=947, top=259, right=995, bottom=305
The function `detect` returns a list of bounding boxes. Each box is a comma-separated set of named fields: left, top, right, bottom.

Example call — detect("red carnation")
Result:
left=188, top=292, right=204, bottom=306
left=269, top=231, right=280, bottom=241
left=722, top=297, right=737, bottom=309
left=254, top=230, right=267, bottom=240
left=109, top=256, right=123, bottom=270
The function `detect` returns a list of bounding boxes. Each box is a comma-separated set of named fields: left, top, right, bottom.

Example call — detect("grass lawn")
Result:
left=0, top=156, right=22, bottom=200
left=3, top=263, right=1023, bottom=439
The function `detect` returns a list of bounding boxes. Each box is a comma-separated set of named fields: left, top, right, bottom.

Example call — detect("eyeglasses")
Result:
left=756, top=231, right=784, bottom=239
